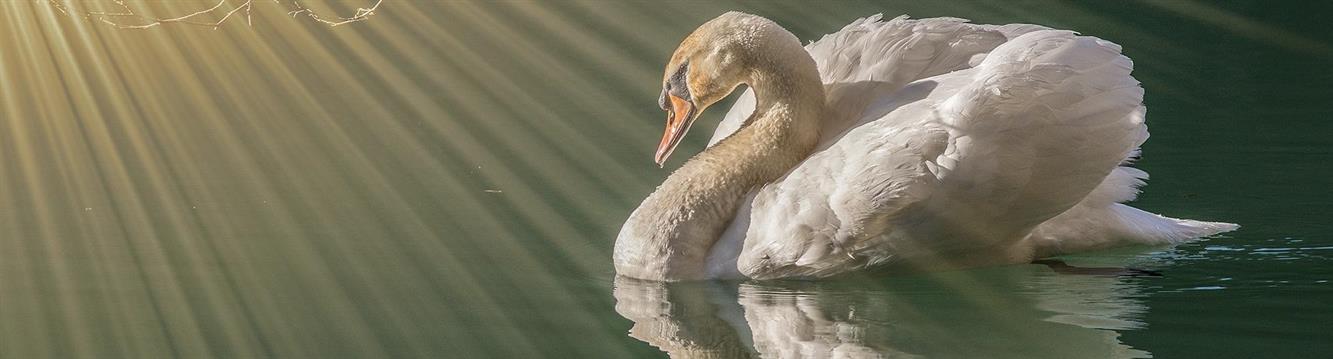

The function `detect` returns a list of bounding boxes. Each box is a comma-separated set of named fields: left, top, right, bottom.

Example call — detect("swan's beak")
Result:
left=655, top=94, right=696, bottom=167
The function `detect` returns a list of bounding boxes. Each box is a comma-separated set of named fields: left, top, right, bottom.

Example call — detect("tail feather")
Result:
left=1027, top=201, right=1239, bottom=258
left=1107, top=204, right=1239, bottom=244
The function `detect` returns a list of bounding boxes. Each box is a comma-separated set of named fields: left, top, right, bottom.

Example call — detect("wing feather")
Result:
left=732, top=24, right=1150, bottom=279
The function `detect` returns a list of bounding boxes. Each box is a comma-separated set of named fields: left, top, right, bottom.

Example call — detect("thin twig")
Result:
left=43, top=0, right=383, bottom=29
left=286, top=0, right=383, bottom=27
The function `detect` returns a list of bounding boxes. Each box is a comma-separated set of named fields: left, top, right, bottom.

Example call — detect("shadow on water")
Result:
left=614, top=262, right=1151, bottom=358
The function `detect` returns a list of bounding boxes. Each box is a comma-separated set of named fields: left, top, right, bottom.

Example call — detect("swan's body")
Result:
left=614, top=13, right=1237, bottom=281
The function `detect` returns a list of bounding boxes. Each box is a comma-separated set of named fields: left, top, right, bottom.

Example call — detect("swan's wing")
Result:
left=736, top=112, right=948, bottom=279
left=923, top=31, right=1147, bottom=237
left=737, top=30, right=1149, bottom=279
left=807, top=15, right=1006, bottom=85
left=709, top=15, right=1011, bottom=147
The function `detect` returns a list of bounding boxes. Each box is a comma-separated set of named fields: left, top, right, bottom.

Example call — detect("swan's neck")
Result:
left=701, top=65, right=826, bottom=183
left=615, top=50, right=824, bottom=281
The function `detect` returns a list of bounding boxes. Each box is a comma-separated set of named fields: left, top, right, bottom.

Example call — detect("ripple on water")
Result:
left=1191, top=239, right=1333, bottom=262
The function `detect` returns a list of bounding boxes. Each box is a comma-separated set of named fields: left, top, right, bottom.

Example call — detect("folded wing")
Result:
left=734, top=24, right=1154, bottom=278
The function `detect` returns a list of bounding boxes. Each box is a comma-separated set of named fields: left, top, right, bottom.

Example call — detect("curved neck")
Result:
left=727, top=59, right=827, bottom=175
left=615, top=47, right=825, bottom=281
left=690, top=61, right=825, bottom=188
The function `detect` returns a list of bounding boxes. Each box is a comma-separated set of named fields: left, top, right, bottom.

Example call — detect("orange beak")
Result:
left=655, top=94, right=696, bottom=167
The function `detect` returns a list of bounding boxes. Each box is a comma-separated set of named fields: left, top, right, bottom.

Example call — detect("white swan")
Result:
left=614, top=12, right=1237, bottom=281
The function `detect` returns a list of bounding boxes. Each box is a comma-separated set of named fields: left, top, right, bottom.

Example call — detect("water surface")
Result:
left=1, top=0, right=1330, bottom=357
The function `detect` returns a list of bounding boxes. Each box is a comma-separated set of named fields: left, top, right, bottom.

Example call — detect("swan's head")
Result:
left=654, top=12, right=802, bottom=166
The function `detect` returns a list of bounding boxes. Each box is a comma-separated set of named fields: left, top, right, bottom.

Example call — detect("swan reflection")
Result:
left=614, top=264, right=1151, bottom=358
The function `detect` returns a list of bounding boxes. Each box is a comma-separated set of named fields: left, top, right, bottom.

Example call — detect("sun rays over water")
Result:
left=1, top=1, right=1330, bottom=357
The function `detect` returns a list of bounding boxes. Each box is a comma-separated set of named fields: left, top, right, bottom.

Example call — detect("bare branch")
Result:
left=286, top=0, right=384, bottom=27
left=43, top=0, right=384, bottom=29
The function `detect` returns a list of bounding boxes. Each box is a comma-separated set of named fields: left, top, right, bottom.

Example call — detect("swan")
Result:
left=613, top=12, right=1237, bottom=281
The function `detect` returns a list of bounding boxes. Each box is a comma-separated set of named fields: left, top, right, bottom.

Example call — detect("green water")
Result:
left=2, top=1, right=1330, bottom=358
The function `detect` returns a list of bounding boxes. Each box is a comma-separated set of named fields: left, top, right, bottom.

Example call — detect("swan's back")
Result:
left=706, top=16, right=1237, bottom=279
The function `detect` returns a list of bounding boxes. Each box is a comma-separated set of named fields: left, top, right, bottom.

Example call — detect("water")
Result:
left=1, top=1, right=1330, bottom=357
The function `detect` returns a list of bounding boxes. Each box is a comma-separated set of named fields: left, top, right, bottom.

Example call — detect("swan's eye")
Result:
left=660, top=62, right=690, bottom=112
left=667, top=62, right=690, bottom=101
